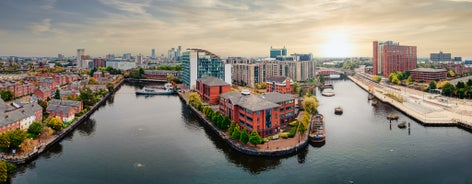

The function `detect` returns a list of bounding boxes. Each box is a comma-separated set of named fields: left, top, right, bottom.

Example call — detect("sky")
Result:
left=0, top=0, right=471, bottom=58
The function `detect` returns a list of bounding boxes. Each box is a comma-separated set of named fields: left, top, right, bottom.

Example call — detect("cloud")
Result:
left=1, top=0, right=472, bottom=57
left=31, top=19, right=52, bottom=34
left=40, top=0, right=57, bottom=10
left=98, top=0, right=152, bottom=16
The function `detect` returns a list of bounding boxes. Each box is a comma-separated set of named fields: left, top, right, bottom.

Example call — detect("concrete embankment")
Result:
left=177, top=92, right=309, bottom=157
left=348, top=75, right=472, bottom=131
left=2, top=79, right=125, bottom=164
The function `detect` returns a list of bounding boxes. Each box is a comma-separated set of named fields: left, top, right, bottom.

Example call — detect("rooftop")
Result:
left=260, top=93, right=295, bottom=104
left=220, top=91, right=280, bottom=112
left=197, top=76, right=230, bottom=86
left=411, top=68, right=447, bottom=72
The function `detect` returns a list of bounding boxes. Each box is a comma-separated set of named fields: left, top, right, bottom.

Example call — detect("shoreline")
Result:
left=1, top=79, right=125, bottom=164
left=348, top=75, right=472, bottom=132
left=177, top=91, right=309, bottom=157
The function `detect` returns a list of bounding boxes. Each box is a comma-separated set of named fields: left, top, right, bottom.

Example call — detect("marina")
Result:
left=11, top=81, right=472, bottom=183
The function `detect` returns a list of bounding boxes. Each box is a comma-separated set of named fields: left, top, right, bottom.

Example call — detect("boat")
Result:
left=309, top=114, right=326, bottom=143
left=398, top=121, right=407, bottom=128
left=334, top=106, right=343, bottom=115
left=321, top=89, right=335, bottom=97
left=387, top=114, right=399, bottom=121
left=135, top=83, right=174, bottom=95
left=368, top=94, right=375, bottom=100
left=371, top=99, right=378, bottom=106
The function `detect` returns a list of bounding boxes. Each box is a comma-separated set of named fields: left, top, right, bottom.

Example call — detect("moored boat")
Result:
left=398, top=121, right=407, bottom=128
left=321, top=89, right=335, bottom=97
left=136, top=83, right=174, bottom=95
left=334, top=106, right=343, bottom=115
left=309, top=114, right=326, bottom=143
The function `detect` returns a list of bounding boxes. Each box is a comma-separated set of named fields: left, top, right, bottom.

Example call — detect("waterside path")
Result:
left=349, top=74, right=472, bottom=131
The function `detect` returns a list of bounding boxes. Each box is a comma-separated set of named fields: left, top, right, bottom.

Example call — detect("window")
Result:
left=256, top=111, right=260, bottom=115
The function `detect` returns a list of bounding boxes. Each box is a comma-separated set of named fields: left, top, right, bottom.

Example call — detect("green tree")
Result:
left=249, top=130, right=262, bottom=146
left=166, top=74, right=175, bottom=83
left=47, top=117, right=65, bottom=131
left=429, top=80, right=437, bottom=90
left=456, top=81, right=466, bottom=89
left=239, top=129, right=249, bottom=144
left=0, top=90, right=14, bottom=101
left=221, top=116, right=230, bottom=130
left=467, top=79, right=472, bottom=87
left=302, top=96, right=319, bottom=115
left=88, top=77, right=98, bottom=85
left=28, top=122, right=43, bottom=136
left=54, top=89, right=61, bottom=99
left=107, top=82, right=114, bottom=92
left=0, top=161, right=7, bottom=183
left=442, top=82, right=455, bottom=96
left=7, top=130, right=27, bottom=148
left=293, top=82, right=301, bottom=94
left=232, top=125, right=241, bottom=140
left=0, top=133, right=10, bottom=149
left=228, top=121, right=236, bottom=135
left=372, top=75, right=381, bottom=83
left=89, top=67, right=98, bottom=77
left=78, top=88, right=95, bottom=108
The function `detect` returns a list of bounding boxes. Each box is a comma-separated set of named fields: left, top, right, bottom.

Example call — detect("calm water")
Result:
left=11, top=81, right=472, bottom=183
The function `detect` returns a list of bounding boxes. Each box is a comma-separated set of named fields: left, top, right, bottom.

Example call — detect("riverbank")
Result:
left=348, top=74, right=472, bottom=131
left=1, top=78, right=125, bottom=164
left=177, top=91, right=309, bottom=157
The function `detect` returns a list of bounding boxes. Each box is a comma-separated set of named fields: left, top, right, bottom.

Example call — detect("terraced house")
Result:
left=219, top=91, right=296, bottom=137
left=0, top=99, right=42, bottom=134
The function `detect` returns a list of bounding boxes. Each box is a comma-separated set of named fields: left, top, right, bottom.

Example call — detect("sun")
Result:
left=320, top=30, right=354, bottom=58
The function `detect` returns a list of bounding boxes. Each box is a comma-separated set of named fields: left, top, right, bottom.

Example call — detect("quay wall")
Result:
left=177, top=92, right=309, bottom=157
left=348, top=75, right=472, bottom=131
left=2, top=79, right=125, bottom=164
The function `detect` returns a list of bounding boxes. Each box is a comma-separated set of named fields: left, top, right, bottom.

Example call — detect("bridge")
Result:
left=316, top=68, right=346, bottom=79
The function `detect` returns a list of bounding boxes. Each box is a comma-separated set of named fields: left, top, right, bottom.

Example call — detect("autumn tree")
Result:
left=47, top=117, right=65, bottom=131
left=188, top=92, right=202, bottom=108
left=302, top=96, right=319, bottom=115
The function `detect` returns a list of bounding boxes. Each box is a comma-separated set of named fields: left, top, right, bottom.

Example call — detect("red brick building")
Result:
left=0, top=81, right=35, bottom=98
left=196, top=76, right=231, bottom=105
left=265, top=76, right=293, bottom=94
left=410, top=68, right=447, bottom=82
left=219, top=91, right=295, bottom=137
left=0, top=99, right=42, bottom=134
left=34, top=88, right=53, bottom=100
left=373, top=41, right=417, bottom=77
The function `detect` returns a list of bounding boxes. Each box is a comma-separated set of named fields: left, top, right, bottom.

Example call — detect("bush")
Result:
left=228, top=121, right=235, bottom=135
left=46, top=117, right=65, bottom=131
left=279, top=133, right=289, bottom=139
left=232, top=125, right=241, bottom=140
left=239, top=129, right=249, bottom=144
left=249, top=130, right=262, bottom=145
left=289, top=120, right=299, bottom=127
left=288, top=126, right=297, bottom=138
left=27, top=122, right=43, bottom=136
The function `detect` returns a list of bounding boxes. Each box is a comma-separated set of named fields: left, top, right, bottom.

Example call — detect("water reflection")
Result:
left=77, top=118, right=96, bottom=136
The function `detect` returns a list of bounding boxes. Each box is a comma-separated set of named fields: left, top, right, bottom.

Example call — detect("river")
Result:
left=11, top=80, right=472, bottom=183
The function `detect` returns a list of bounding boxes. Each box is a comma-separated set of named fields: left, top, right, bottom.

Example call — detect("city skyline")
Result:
left=0, top=0, right=471, bottom=58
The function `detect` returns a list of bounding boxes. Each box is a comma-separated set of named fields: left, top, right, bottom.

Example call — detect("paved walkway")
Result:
left=350, top=74, right=472, bottom=128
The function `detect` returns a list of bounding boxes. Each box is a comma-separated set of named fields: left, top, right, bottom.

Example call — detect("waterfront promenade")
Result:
left=349, top=74, right=472, bottom=130
left=177, top=90, right=309, bottom=156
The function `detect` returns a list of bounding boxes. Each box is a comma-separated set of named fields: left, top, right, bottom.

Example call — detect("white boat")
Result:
left=136, top=83, right=174, bottom=95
